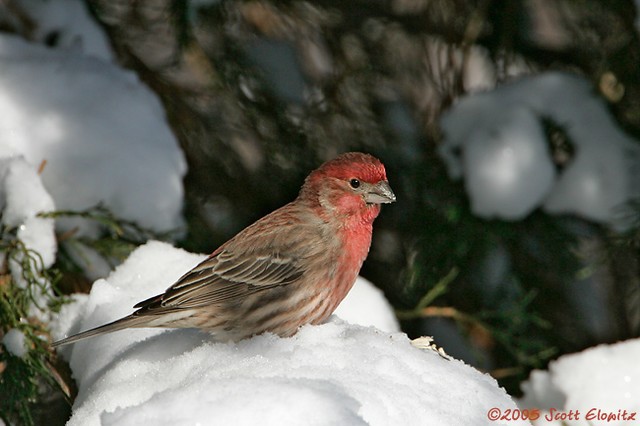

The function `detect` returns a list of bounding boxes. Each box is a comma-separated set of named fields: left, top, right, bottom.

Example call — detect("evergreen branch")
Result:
left=395, top=267, right=458, bottom=320
left=0, top=237, right=67, bottom=426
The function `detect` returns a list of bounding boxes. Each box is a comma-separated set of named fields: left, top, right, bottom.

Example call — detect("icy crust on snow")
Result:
left=439, top=72, right=640, bottom=227
left=0, top=34, right=186, bottom=235
left=519, top=339, right=640, bottom=425
left=53, top=241, right=524, bottom=426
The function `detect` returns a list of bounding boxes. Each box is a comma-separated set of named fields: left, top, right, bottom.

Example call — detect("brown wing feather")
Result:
left=132, top=252, right=304, bottom=313
left=156, top=251, right=303, bottom=309
left=132, top=204, right=325, bottom=315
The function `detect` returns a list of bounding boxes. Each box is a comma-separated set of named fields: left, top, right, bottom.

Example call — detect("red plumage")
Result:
left=53, top=152, right=395, bottom=347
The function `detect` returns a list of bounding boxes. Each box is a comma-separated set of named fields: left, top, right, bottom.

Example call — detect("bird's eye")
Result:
left=349, top=178, right=361, bottom=189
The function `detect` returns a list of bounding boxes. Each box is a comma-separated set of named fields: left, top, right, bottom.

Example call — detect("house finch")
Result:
left=53, top=152, right=395, bottom=347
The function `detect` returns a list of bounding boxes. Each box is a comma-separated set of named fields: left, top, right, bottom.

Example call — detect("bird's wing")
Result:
left=134, top=249, right=304, bottom=312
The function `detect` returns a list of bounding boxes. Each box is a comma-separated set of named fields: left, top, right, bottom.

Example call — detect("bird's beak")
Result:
left=364, top=181, right=396, bottom=204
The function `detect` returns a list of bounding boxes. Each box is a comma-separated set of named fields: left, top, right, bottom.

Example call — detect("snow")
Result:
left=0, top=156, right=56, bottom=269
left=439, top=72, right=640, bottom=227
left=334, top=276, right=400, bottom=333
left=457, top=106, right=555, bottom=219
left=0, top=26, right=185, bottom=311
left=51, top=241, right=524, bottom=426
left=0, top=34, right=186, bottom=236
left=519, top=339, right=640, bottom=425
left=0, top=156, right=57, bottom=315
left=2, top=328, right=28, bottom=358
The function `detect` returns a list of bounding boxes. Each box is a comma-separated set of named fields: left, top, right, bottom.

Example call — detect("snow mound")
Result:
left=2, top=329, right=28, bottom=358
left=440, top=72, right=640, bottom=227
left=334, top=275, right=400, bottom=333
left=0, top=34, right=186, bottom=235
left=53, top=241, right=523, bottom=426
left=520, top=339, right=640, bottom=425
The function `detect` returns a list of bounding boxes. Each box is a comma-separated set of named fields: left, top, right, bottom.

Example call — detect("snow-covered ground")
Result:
left=51, top=241, right=525, bottom=426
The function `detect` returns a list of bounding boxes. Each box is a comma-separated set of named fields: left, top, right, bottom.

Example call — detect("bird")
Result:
left=53, top=152, right=395, bottom=347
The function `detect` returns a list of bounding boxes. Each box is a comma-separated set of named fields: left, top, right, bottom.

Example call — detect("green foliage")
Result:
left=396, top=267, right=459, bottom=320
left=39, top=204, right=175, bottom=267
left=0, top=228, right=65, bottom=426
left=478, top=288, right=558, bottom=370
left=398, top=264, right=558, bottom=391
left=0, top=205, right=168, bottom=425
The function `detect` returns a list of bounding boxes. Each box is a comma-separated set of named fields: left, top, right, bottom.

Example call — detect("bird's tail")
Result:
left=52, top=314, right=148, bottom=347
